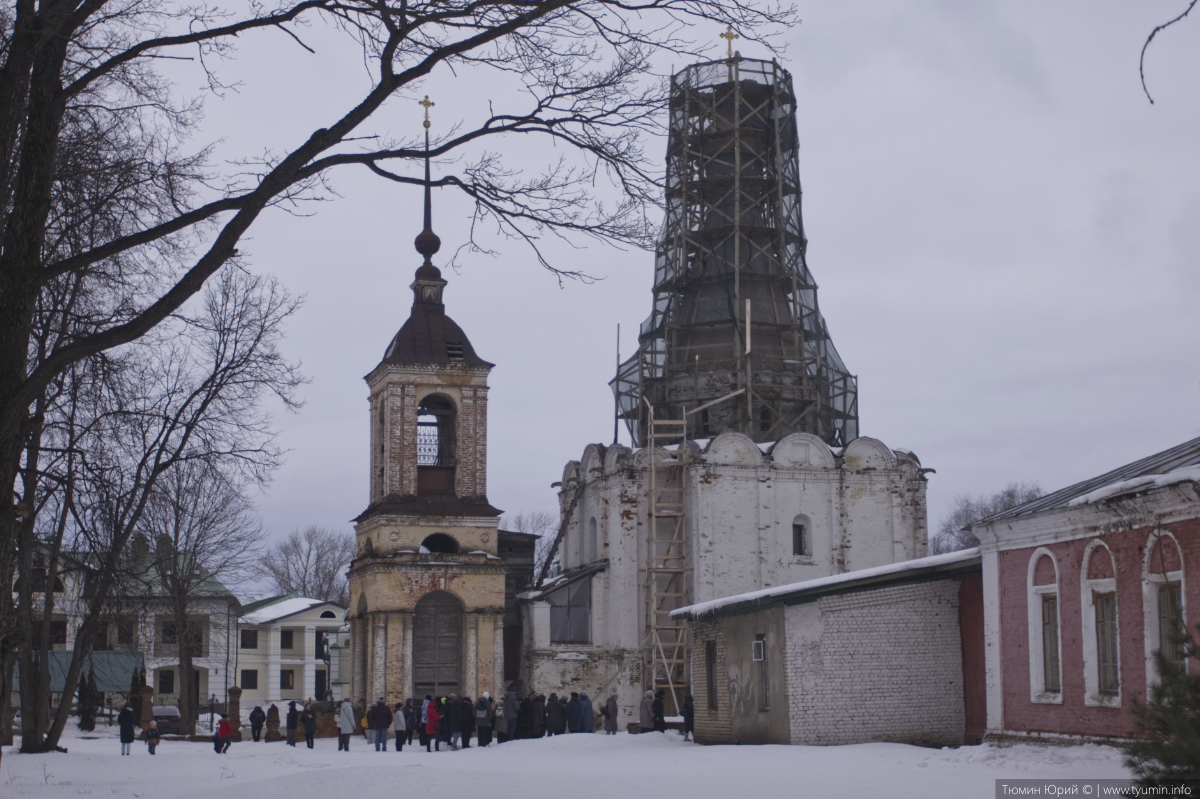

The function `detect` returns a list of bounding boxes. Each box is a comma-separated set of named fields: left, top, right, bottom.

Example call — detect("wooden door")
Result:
left=413, top=591, right=463, bottom=696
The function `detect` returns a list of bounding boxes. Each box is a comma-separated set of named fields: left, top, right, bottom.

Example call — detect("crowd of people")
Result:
left=112, top=685, right=698, bottom=756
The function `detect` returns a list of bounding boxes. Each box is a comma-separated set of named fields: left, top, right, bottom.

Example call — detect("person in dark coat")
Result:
left=474, top=693, right=494, bottom=747
left=441, top=694, right=462, bottom=750
left=531, top=694, right=546, bottom=738
left=603, top=694, right=619, bottom=734
left=285, top=702, right=299, bottom=746
left=145, top=720, right=161, bottom=754
left=248, top=706, right=266, bottom=742
left=544, top=693, right=566, bottom=735
left=117, top=705, right=136, bottom=755
left=369, top=698, right=393, bottom=752
left=300, top=703, right=317, bottom=749
left=402, top=699, right=417, bottom=746
left=579, top=692, right=594, bottom=733
left=566, top=692, right=583, bottom=733
left=682, top=694, right=695, bottom=741
left=652, top=689, right=666, bottom=733
left=515, top=694, right=531, bottom=740
left=459, top=695, right=475, bottom=748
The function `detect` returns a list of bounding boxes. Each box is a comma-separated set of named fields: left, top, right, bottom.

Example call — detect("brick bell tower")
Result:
left=348, top=101, right=506, bottom=709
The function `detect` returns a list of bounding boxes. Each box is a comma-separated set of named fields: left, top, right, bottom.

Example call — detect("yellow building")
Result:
left=347, top=186, right=507, bottom=707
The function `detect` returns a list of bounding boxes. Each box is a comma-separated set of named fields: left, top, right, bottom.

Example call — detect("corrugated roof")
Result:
left=976, top=435, right=1200, bottom=524
left=13, top=651, right=144, bottom=693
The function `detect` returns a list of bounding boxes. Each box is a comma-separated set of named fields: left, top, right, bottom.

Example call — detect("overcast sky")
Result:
left=177, top=2, right=1200, bottom=546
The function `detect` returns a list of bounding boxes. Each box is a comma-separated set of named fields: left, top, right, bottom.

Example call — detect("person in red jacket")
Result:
left=216, top=715, right=233, bottom=754
left=425, top=700, right=442, bottom=753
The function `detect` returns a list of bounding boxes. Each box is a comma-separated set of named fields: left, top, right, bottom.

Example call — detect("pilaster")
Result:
left=370, top=614, right=387, bottom=700
left=465, top=615, right=479, bottom=697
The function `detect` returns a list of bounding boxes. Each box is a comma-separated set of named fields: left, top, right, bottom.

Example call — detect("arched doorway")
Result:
left=413, top=591, right=463, bottom=696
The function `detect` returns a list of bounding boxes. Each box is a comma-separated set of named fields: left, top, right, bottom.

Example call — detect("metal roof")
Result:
left=380, top=302, right=492, bottom=368
left=976, top=435, right=1200, bottom=524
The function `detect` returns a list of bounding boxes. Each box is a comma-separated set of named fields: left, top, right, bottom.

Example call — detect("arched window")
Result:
left=1143, top=531, right=1187, bottom=688
left=356, top=594, right=368, bottom=617
left=417, top=395, right=456, bottom=468
left=1027, top=548, right=1062, bottom=702
left=586, top=518, right=598, bottom=562
left=320, top=610, right=338, bottom=619
left=1080, top=540, right=1120, bottom=706
left=421, top=533, right=459, bottom=554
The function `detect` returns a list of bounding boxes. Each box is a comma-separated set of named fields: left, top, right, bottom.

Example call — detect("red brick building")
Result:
left=975, top=437, right=1200, bottom=741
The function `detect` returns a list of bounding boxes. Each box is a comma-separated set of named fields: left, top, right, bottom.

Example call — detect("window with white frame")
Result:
left=1080, top=540, right=1121, bottom=706
left=1143, top=531, right=1187, bottom=688
left=1027, top=549, right=1063, bottom=702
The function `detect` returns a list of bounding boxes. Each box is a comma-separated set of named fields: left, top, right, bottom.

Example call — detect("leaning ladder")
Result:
left=643, top=398, right=688, bottom=715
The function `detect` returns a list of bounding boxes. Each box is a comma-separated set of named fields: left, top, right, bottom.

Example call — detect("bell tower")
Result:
left=348, top=99, right=506, bottom=709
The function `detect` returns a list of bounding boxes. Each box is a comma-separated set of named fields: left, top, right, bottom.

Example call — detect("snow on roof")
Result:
left=1066, top=464, right=1200, bottom=507
left=979, top=435, right=1200, bottom=523
left=671, top=548, right=980, bottom=619
left=240, top=596, right=329, bottom=625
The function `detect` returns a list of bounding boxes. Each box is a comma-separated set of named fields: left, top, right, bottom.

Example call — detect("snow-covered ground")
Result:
left=1, top=725, right=1132, bottom=798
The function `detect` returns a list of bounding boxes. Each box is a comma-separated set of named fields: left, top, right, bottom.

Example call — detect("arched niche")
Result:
left=843, top=437, right=896, bottom=470
left=356, top=593, right=368, bottom=617
left=417, top=394, right=457, bottom=494
left=770, top=433, right=836, bottom=469
left=420, top=533, right=460, bottom=554
left=604, top=444, right=630, bottom=473
left=705, top=432, right=763, bottom=467
left=412, top=591, right=463, bottom=696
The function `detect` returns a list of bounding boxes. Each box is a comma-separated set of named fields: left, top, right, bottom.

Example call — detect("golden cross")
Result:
left=720, top=25, right=739, bottom=58
left=419, top=96, right=435, bottom=129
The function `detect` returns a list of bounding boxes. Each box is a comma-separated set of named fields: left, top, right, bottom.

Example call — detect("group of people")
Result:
left=328, top=688, right=624, bottom=753
left=112, top=685, right=696, bottom=756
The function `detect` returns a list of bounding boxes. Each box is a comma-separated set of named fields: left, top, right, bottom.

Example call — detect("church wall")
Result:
left=355, top=514, right=500, bottom=557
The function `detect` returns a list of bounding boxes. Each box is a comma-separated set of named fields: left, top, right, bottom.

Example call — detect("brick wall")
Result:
left=690, top=618, right=732, bottom=744
left=784, top=579, right=965, bottom=746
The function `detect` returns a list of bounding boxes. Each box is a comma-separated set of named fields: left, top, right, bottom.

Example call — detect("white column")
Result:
left=302, top=625, right=316, bottom=700
left=370, top=615, right=387, bottom=700
left=266, top=625, right=281, bottom=702
left=466, top=616, right=478, bottom=698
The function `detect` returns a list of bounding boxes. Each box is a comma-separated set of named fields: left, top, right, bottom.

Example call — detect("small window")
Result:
left=1042, top=595, right=1061, bottom=693
left=549, top=576, right=591, bottom=644
left=280, top=630, right=294, bottom=650
left=1159, top=582, right=1184, bottom=667
left=158, top=670, right=175, bottom=695
left=280, top=669, right=295, bottom=690
left=241, top=669, right=259, bottom=690
left=117, top=619, right=135, bottom=647
left=700, top=409, right=711, bottom=438
left=705, top=640, right=718, bottom=710
left=755, top=634, right=769, bottom=711
left=161, top=620, right=178, bottom=645
left=792, top=519, right=810, bottom=557
left=446, top=342, right=464, bottom=362
left=759, top=407, right=771, bottom=433
left=320, top=610, right=337, bottom=619
left=241, top=629, right=258, bottom=649
left=1095, top=593, right=1119, bottom=694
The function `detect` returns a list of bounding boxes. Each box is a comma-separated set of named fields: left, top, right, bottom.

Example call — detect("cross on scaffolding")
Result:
left=419, top=96, right=435, bottom=129
left=720, top=25, right=739, bottom=58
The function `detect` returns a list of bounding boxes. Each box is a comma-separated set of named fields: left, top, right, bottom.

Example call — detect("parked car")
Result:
left=152, top=705, right=181, bottom=735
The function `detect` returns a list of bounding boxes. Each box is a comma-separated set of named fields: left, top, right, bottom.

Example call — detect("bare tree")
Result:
left=1141, top=0, right=1198, bottom=103
left=932, top=481, right=1043, bottom=554
left=13, top=269, right=302, bottom=753
left=137, top=460, right=263, bottom=736
left=502, top=509, right=558, bottom=576
left=255, top=526, right=355, bottom=605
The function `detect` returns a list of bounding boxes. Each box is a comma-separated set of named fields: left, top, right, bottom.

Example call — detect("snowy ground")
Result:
left=0, top=724, right=1132, bottom=798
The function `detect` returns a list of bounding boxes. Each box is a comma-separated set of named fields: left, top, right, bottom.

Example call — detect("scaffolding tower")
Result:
left=612, top=57, right=858, bottom=450
left=612, top=56, right=860, bottom=710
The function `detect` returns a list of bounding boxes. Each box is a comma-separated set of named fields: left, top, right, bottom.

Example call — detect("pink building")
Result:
left=975, top=437, right=1200, bottom=741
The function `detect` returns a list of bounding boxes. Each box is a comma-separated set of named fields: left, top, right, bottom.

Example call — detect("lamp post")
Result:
left=209, top=694, right=216, bottom=730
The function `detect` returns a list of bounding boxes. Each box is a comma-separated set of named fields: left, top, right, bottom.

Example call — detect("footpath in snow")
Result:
left=0, top=724, right=1132, bottom=799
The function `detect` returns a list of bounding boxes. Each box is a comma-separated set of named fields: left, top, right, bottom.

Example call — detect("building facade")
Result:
left=673, top=549, right=985, bottom=746
left=235, top=596, right=347, bottom=706
left=974, top=436, right=1200, bottom=742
